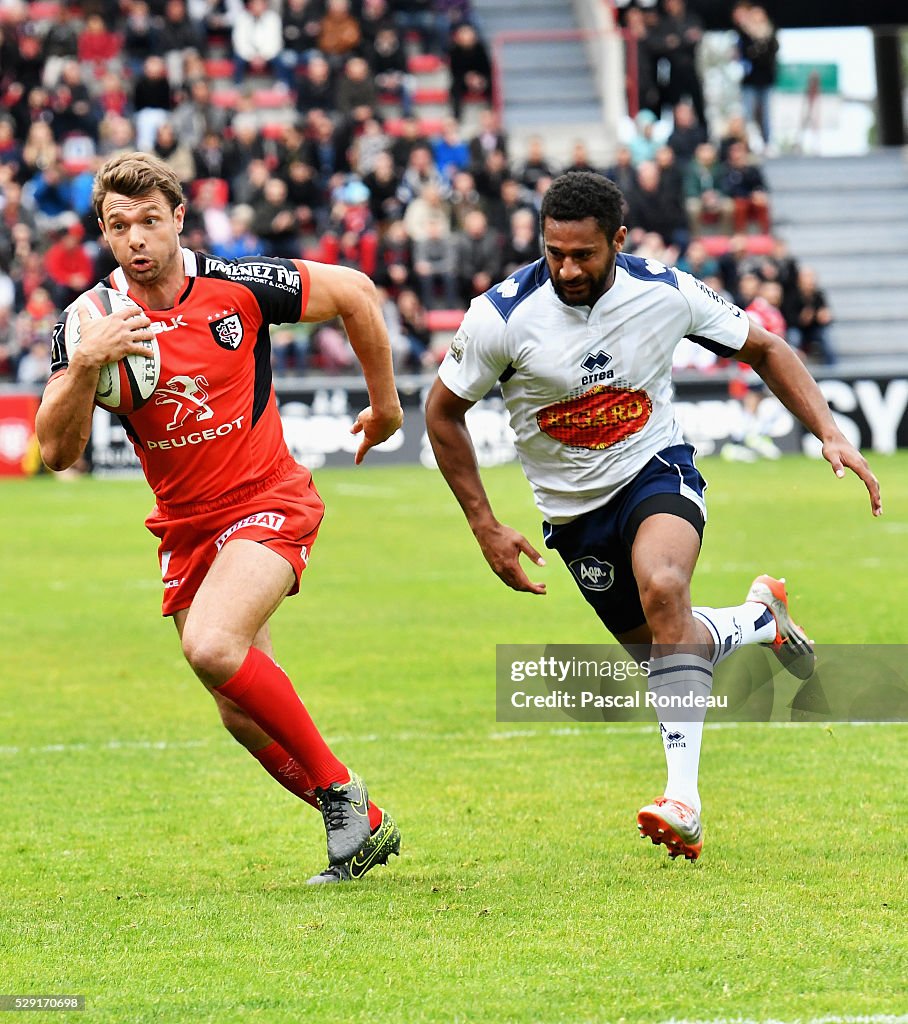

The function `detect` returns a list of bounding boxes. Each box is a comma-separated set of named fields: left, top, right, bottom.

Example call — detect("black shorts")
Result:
left=542, top=444, right=707, bottom=636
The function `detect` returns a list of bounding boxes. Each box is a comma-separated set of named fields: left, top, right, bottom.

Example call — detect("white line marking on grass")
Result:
left=658, top=1016, right=908, bottom=1024
left=0, top=722, right=902, bottom=758
left=487, top=721, right=905, bottom=741
left=0, top=739, right=210, bottom=756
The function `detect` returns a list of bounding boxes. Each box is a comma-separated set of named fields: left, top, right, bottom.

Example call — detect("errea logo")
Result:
left=645, top=259, right=667, bottom=276
left=497, top=278, right=519, bottom=298
left=580, top=349, right=614, bottom=385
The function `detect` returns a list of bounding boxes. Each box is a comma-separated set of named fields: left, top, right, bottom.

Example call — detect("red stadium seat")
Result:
left=252, top=88, right=291, bottom=109
left=27, top=1, right=60, bottom=21
left=383, top=117, right=447, bottom=137
left=699, top=234, right=776, bottom=257
left=211, top=88, right=239, bottom=109
left=426, top=309, right=464, bottom=332
left=413, top=87, right=449, bottom=106
left=204, top=58, right=235, bottom=80
left=407, top=54, right=445, bottom=74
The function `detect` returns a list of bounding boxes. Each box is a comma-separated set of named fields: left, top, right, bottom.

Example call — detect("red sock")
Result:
left=216, top=647, right=347, bottom=790
left=252, top=741, right=384, bottom=830
left=252, top=741, right=319, bottom=810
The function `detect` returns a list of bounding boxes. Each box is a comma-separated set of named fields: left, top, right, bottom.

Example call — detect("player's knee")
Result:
left=180, top=627, right=243, bottom=686
left=639, top=566, right=690, bottom=620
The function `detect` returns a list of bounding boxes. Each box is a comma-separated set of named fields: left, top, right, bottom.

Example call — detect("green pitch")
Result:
left=1, top=454, right=906, bottom=1024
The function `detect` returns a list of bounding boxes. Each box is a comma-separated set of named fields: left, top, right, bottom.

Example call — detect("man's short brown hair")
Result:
left=92, top=151, right=185, bottom=221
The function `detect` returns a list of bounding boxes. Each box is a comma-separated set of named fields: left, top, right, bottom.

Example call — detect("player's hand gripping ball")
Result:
left=63, top=287, right=161, bottom=415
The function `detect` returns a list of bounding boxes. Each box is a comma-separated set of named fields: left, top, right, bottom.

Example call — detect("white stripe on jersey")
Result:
left=438, top=255, right=749, bottom=522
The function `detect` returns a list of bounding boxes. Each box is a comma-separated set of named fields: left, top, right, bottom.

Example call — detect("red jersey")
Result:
left=50, top=249, right=311, bottom=507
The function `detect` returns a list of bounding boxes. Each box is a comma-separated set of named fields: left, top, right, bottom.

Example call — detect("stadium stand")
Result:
left=0, top=0, right=883, bottom=382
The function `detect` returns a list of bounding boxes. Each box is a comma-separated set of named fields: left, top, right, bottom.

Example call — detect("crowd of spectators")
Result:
left=0, top=0, right=831, bottom=384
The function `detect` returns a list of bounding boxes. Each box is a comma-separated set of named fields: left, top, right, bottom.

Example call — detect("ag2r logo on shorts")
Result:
left=568, top=556, right=615, bottom=592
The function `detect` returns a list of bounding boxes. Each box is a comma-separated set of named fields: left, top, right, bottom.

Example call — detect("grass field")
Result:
left=1, top=454, right=906, bottom=1024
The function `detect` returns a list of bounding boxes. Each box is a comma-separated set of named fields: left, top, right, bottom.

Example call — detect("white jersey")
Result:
left=438, top=253, right=750, bottom=522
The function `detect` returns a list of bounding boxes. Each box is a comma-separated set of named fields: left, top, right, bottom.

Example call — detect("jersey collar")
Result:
left=111, top=248, right=198, bottom=293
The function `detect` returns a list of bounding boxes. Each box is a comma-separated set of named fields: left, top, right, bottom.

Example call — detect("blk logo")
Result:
left=580, top=350, right=612, bottom=373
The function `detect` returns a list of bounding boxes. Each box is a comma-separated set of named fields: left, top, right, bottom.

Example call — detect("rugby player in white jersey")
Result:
left=425, top=172, right=881, bottom=861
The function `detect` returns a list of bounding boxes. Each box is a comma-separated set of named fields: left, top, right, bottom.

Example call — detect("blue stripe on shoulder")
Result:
left=483, top=259, right=550, bottom=322
left=616, top=252, right=679, bottom=290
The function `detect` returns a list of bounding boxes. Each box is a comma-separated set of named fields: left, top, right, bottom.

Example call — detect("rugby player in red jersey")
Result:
left=36, top=152, right=403, bottom=884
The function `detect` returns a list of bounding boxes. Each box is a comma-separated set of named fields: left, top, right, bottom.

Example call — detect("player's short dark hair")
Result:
left=92, top=152, right=185, bottom=221
left=540, top=172, right=625, bottom=241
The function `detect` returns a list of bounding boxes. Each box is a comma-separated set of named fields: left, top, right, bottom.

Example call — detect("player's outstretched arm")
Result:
left=300, top=261, right=403, bottom=464
left=738, top=320, right=882, bottom=516
left=425, top=378, right=546, bottom=594
left=37, top=305, right=153, bottom=471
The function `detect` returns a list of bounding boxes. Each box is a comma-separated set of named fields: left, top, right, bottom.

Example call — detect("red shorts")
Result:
left=145, top=455, right=325, bottom=616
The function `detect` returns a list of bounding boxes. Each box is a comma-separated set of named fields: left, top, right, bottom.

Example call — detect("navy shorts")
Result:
left=542, top=444, right=707, bottom=636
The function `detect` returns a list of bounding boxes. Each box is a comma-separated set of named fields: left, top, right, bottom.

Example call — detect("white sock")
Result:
left=692, top=602, right=776, bottom=666
left=648, top=652, right=713, bottom=815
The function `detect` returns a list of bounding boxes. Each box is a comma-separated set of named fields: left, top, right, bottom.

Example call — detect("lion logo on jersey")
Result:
left=154, top=374, right=215, bottom=430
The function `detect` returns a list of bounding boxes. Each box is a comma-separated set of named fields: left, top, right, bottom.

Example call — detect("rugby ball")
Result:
left=64, top=286, right=160, bottom=416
